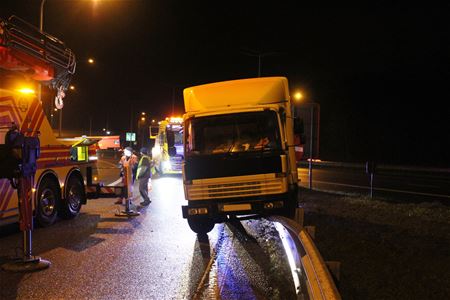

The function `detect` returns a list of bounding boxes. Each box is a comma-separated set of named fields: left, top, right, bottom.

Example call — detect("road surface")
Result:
left=0, top=160, right=301, bottom=299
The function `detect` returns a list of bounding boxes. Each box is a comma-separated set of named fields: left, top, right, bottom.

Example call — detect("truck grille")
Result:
left=186, top=176, right=286, bottom=200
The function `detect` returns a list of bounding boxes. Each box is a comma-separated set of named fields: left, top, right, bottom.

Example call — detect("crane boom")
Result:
left=0, top=15, right=76, bottom=91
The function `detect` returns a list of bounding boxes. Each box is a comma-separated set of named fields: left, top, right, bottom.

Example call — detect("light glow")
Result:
left=294, top=91, right=303, bottom=101
left=152, top=146, right=161, bottom=157
left=17, top=87, right=35, bottom=95
left=169, top=117, right=183, bottom=124
left=162, top=160, right=171, bottom=171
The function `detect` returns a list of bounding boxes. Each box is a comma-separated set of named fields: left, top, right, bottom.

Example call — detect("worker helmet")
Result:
left=140, top=147, right=148, bottom=155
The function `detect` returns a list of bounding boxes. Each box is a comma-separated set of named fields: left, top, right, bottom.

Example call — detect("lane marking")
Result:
left=98, top=160, right=119, bottom=168
left=306, top=180, right=450, bottom=199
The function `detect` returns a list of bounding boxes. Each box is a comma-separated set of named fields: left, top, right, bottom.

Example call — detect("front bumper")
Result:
left=182, top=193, right=289, bottom=219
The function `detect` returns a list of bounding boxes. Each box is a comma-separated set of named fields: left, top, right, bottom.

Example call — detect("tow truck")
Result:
left=0, top=16, right=102, bottom=227
left=150, top=117, right=183, bottom=175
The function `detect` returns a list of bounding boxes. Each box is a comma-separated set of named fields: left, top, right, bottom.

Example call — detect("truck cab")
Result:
left=151, top=117, right=184, bottom=175
left=182, top=77, right=299, bottom=234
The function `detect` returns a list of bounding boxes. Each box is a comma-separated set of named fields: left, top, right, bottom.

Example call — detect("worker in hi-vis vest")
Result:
left=137, top=147, right=154, bottom=206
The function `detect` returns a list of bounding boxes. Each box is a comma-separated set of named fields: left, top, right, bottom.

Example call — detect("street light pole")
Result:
left=40, top=0, right=46, bottom=32
left=308, top=105, right=314, bottom=189
left=38, top=0, right=46, bottom=116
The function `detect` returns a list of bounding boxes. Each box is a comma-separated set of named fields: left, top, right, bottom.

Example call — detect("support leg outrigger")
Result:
left=1, top=136, right=51, bottom=272
left=115, top=165, right=140, bottom=217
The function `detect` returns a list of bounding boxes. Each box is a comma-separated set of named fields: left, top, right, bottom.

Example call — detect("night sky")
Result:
left=1, top=1, right=448, bottom=167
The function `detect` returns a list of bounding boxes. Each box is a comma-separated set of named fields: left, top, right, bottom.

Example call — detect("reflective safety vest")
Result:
left=137, top=155, right=152, bottom=179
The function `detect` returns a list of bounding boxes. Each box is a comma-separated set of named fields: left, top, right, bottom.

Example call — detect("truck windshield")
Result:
left=185, top=111, right=281, bottom=155
left=167, top=125, right=183, bottom=146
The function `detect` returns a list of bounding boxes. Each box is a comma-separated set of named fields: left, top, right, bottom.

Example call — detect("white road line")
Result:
left=308, top=180, right=450, bottom=199
left=108, top=178, right=123, bottom=187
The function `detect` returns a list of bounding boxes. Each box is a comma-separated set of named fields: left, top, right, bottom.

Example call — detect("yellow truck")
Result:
left=151, top=117, right=184, bottom=175
left=182, top=77, right=300, bottom=233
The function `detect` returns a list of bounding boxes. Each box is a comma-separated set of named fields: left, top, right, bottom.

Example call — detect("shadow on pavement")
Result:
left=0, top=208, right=146, bottom=299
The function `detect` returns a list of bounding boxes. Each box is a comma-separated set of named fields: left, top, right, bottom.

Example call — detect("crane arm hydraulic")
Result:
left=0, top=15, right=76, bottom=91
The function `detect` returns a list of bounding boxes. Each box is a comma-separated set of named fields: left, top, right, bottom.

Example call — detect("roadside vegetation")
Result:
left=300, top=188, right=450, bottom=299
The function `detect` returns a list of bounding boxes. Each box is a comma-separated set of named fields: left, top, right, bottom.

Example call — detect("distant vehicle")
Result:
left=181, top=77, right=302, bottom=234
left=93, top=135, right=121, bottom=150
left=0, top=16, right=99, bottom=227
left=82, top=135, right=121, bottom=159
left=150, top=117, right=183, bottom=175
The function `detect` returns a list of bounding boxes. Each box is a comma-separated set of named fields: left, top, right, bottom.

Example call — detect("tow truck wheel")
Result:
left=36, top=178, right=60, bottom=227
left=60, top=175, right=84, bottom=219
left=187, top=217, right=215, bottom=234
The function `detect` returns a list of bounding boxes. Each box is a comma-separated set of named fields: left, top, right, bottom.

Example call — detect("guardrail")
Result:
left=270, top=210, right=341, bottom=300
left=298, top=160, right=450, bottom=174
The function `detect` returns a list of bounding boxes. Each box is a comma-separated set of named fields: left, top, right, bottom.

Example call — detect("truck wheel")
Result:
left=59, top=175, right=84, bottom=219
left=36, top=178, right=60, bottom=227
left=187, top=217, right=215, bottom=234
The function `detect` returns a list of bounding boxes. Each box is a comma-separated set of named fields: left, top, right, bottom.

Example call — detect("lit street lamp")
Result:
left=293, top=89, right=319, bottom=189
left=294, top=91, right=303, bottom=102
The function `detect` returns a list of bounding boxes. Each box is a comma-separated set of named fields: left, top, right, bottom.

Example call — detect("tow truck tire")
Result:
left=36, top=178, right=60, bottom=227
left=187, top=217, right=215, bottom=234
left=59, top=175, right=84, bottom=219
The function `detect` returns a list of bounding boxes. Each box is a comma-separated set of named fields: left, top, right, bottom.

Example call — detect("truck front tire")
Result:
left=187, top=217, right=215, bottom=234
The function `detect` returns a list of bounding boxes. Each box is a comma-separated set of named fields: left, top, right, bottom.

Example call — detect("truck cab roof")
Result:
left=183, top=77, right=290, bottom=113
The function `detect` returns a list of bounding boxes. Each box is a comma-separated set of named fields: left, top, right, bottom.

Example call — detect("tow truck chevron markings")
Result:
left=0, top=179, right=14, bottom=219
left=0, top=96, right=20, bottom=125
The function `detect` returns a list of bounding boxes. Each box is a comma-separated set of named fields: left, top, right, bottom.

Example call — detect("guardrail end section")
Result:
left=325, top=261, right=341, bottom=283
left=294, top=208, right=304, bottom=227
left=305, top=226, right=316, bottom=239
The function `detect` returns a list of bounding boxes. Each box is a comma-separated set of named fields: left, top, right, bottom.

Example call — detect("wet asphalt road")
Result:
left=0, top=162, right=296, bottom=299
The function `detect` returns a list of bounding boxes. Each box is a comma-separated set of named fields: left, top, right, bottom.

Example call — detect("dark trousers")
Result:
left=139, top=177, right=151, bottom=202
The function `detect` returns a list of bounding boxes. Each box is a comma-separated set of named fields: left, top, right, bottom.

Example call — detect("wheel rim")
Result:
left=40, top=188, right=56, bottom=217
left=67, top=183, right=82, bottom=210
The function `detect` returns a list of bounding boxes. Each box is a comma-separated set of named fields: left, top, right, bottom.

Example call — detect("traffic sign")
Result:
left=126, top=132, right=136, bottom=142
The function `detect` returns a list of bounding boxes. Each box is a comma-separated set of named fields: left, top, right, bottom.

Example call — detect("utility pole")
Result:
left=89, top=116, right=92, bottom=136
left=241, top=48, right=284, bottom=77
left=172, top=87, right=175, bottom=116
left=308, top=106, right=314, bottom=189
